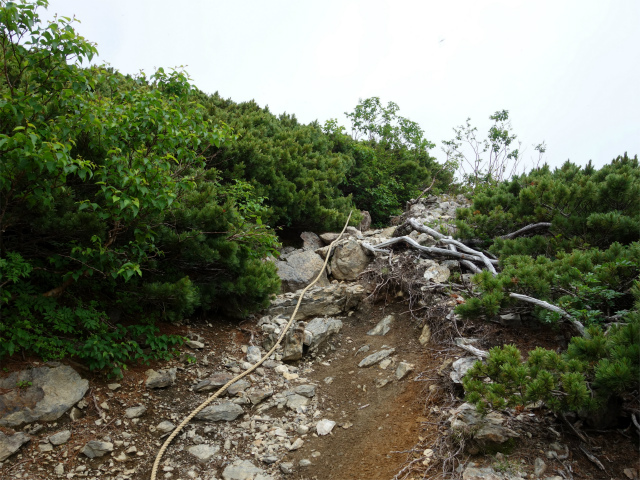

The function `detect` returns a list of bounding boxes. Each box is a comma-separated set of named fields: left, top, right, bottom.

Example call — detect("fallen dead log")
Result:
left=509, top=293, right=587, bottom=337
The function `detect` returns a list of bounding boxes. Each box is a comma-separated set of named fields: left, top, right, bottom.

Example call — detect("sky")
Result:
left=41, top=0, right=640, bottom=171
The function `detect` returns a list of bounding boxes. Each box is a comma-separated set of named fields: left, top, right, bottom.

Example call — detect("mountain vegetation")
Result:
left=0, top=0, right=637, bottom=428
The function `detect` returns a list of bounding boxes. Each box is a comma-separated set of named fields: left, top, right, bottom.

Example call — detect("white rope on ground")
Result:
left=150, top=211, right=353, bottom=480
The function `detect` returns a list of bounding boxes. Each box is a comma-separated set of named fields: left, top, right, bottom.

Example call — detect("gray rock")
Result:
left=144, top=368, right=177, bottom=389
left=288, top=438, right=304, bottom=450
left=54, top=463, right=64, bottom=475
left=449, top=403, right=519, bottom=449
left=48, top=430, right=71, bottom=446
left=299, top=459, right=312, bottom=467
left=316, top=419, right=336, bottom=435
left=0, top=366, right=89, bottom=427
left=188, top=444, right=220, bottom=463
left=450, top=357, right=479, bottom=384
left=367, top=315, right=394, bottom=336
left=281, top=325, right=304, bottom=361
left=294, top=384, right=316, bottom=398
left=419, top=323, right=432, bottom=345
left=421, top=258, right=450, bottom=283
left=248, top=388, right=273, bottom=405
left=246, top=346, right=262, bottom=364
left=228, top=379, right=251, bottom=396
left=69, top=407, right=82, bottom=421
left=499, top=313, right=522, bottom=327
left=396, top=362, right=414, bottom=380
left=358, top=348, right=396, bottom=368
left=186, top=340, right=205, bottom=349
left=0, top=431, right=30, bottom=461
left=124, top=405, right=147, bottom=419
left=195, top=402, right=244, bottom=422
left=261, top=455, right=278, bottom=464
left=286, top=394, right=310, bottom=410
left=267, top=283, right=364, bottom=319
left=304, top=317, right=343, bottom=352
left=280, top=462, right=294, bottom=474
left=358, top=211, right=372, bottom=232
left=330, top=238, right=370, bottom=280
left=300, top=231, right=323, bottom=250
left=193, top=372, right=234, bottom=393
left=276, top=250, right=330, bottom=293
left=156, top=420, right=175, bottom=433
left=534, top=458, right=547, bottom=477
left=222, top=459, right=274, bottom=480
left=81, top=440, right=114, bottom=458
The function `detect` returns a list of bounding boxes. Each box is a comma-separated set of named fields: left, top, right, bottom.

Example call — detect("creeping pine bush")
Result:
left=455, top=157, right=640, bottom=415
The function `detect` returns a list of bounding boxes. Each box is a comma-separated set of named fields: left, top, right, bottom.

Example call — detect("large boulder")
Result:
left=330, top=238, right=370, bottom=281
left=275, top=249, right=329, bottom=293
left=267, top=283, right=365, bottom=320
left=0, top=366, right=89, bottom=427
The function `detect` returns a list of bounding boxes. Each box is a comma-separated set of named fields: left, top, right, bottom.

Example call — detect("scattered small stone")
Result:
left=156, top=420, right=175, bottom=433
left=288, top=438, right=304, bottom=451
left=49, top=430, right=71, bottom=446
left=38, top=442, right=53, bottom=452
left=186, top=340, right=205, bottom=349
left=418, top=324, right=431, bottom=345
left=367, top=315, right=394, bottom=336
left=534, top=457, right=547, bottom=477
left=188, top=444, right=220, bottom=463
left=358, top=348, right=396, bottom=367
left=54, top=463, right=64, bottom=475
left=193, top=372, right=235, bottom=393
left=379, top=358, right=392, bottom=369
left=228, top=379, right=251, bottom=396
left=396, top=362, right=414, bottom=380
left=316, top=419, right=336, bottom=435
left=81, top=440, right=114, bottom=458
left=107, top=383, right=121, bottom=391
left=246, top=346, right=262, bottom=364
left=294, top=384, right=316, bottom=398
left=0, top=431, right=30, bottom=462
left=376, top=378, right=391, bottom=388
left=299, top=459, right=312, bottom=467
left=145, top=368, right=177, bottom=389
left=195, top=402, right=244, bottom=422
left=261, top=455, right=278, bottom=464
left=280, top=462, right=294, bottom=474
left=125, top=405, right=147, bottom=419
left=222, top=459, right=273, bottom=480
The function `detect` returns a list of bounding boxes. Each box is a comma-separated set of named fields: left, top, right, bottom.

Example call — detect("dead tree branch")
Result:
left=509, top=293, right=586, bottom=337
left=499, top=222, right=552, bottom=240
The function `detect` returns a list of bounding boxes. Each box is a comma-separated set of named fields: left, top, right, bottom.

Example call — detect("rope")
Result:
left=150, top=211, right=353, bottom=479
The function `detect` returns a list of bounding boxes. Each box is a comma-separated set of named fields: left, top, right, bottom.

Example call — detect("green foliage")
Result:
left=331, top=97, right=453, bottom=225
left=0, top=0, right=281, bottom=374
left=442, top=110, right=531, bottom=192
left=457, top=157, right=640, bottom=416
left=463, top=309, right=639, bottom=413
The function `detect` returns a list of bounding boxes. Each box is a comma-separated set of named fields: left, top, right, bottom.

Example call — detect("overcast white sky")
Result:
left=42, top=0, right=640, bottom=171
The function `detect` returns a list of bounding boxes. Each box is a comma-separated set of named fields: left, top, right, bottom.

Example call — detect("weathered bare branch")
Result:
left=509, top=293, right=586, bottom=337
left=499, top=222, right=552, bottom=240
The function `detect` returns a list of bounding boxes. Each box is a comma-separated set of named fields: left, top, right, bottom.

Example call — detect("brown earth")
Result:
left=0, top=295, right=638, bottom=480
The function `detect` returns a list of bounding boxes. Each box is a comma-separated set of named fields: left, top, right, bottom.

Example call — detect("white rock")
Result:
left=125, top=405, right=147, bottom=419
left=316, top=419, right=336, bottom=436
left=188, top=444, right=220, bottom=463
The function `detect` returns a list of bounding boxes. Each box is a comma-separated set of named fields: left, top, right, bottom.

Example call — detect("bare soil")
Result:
left=1, top=295, right=638, bottom=480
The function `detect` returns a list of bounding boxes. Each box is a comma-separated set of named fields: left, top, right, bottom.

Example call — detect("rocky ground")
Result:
left=1, top=195, right=638, bottom=480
